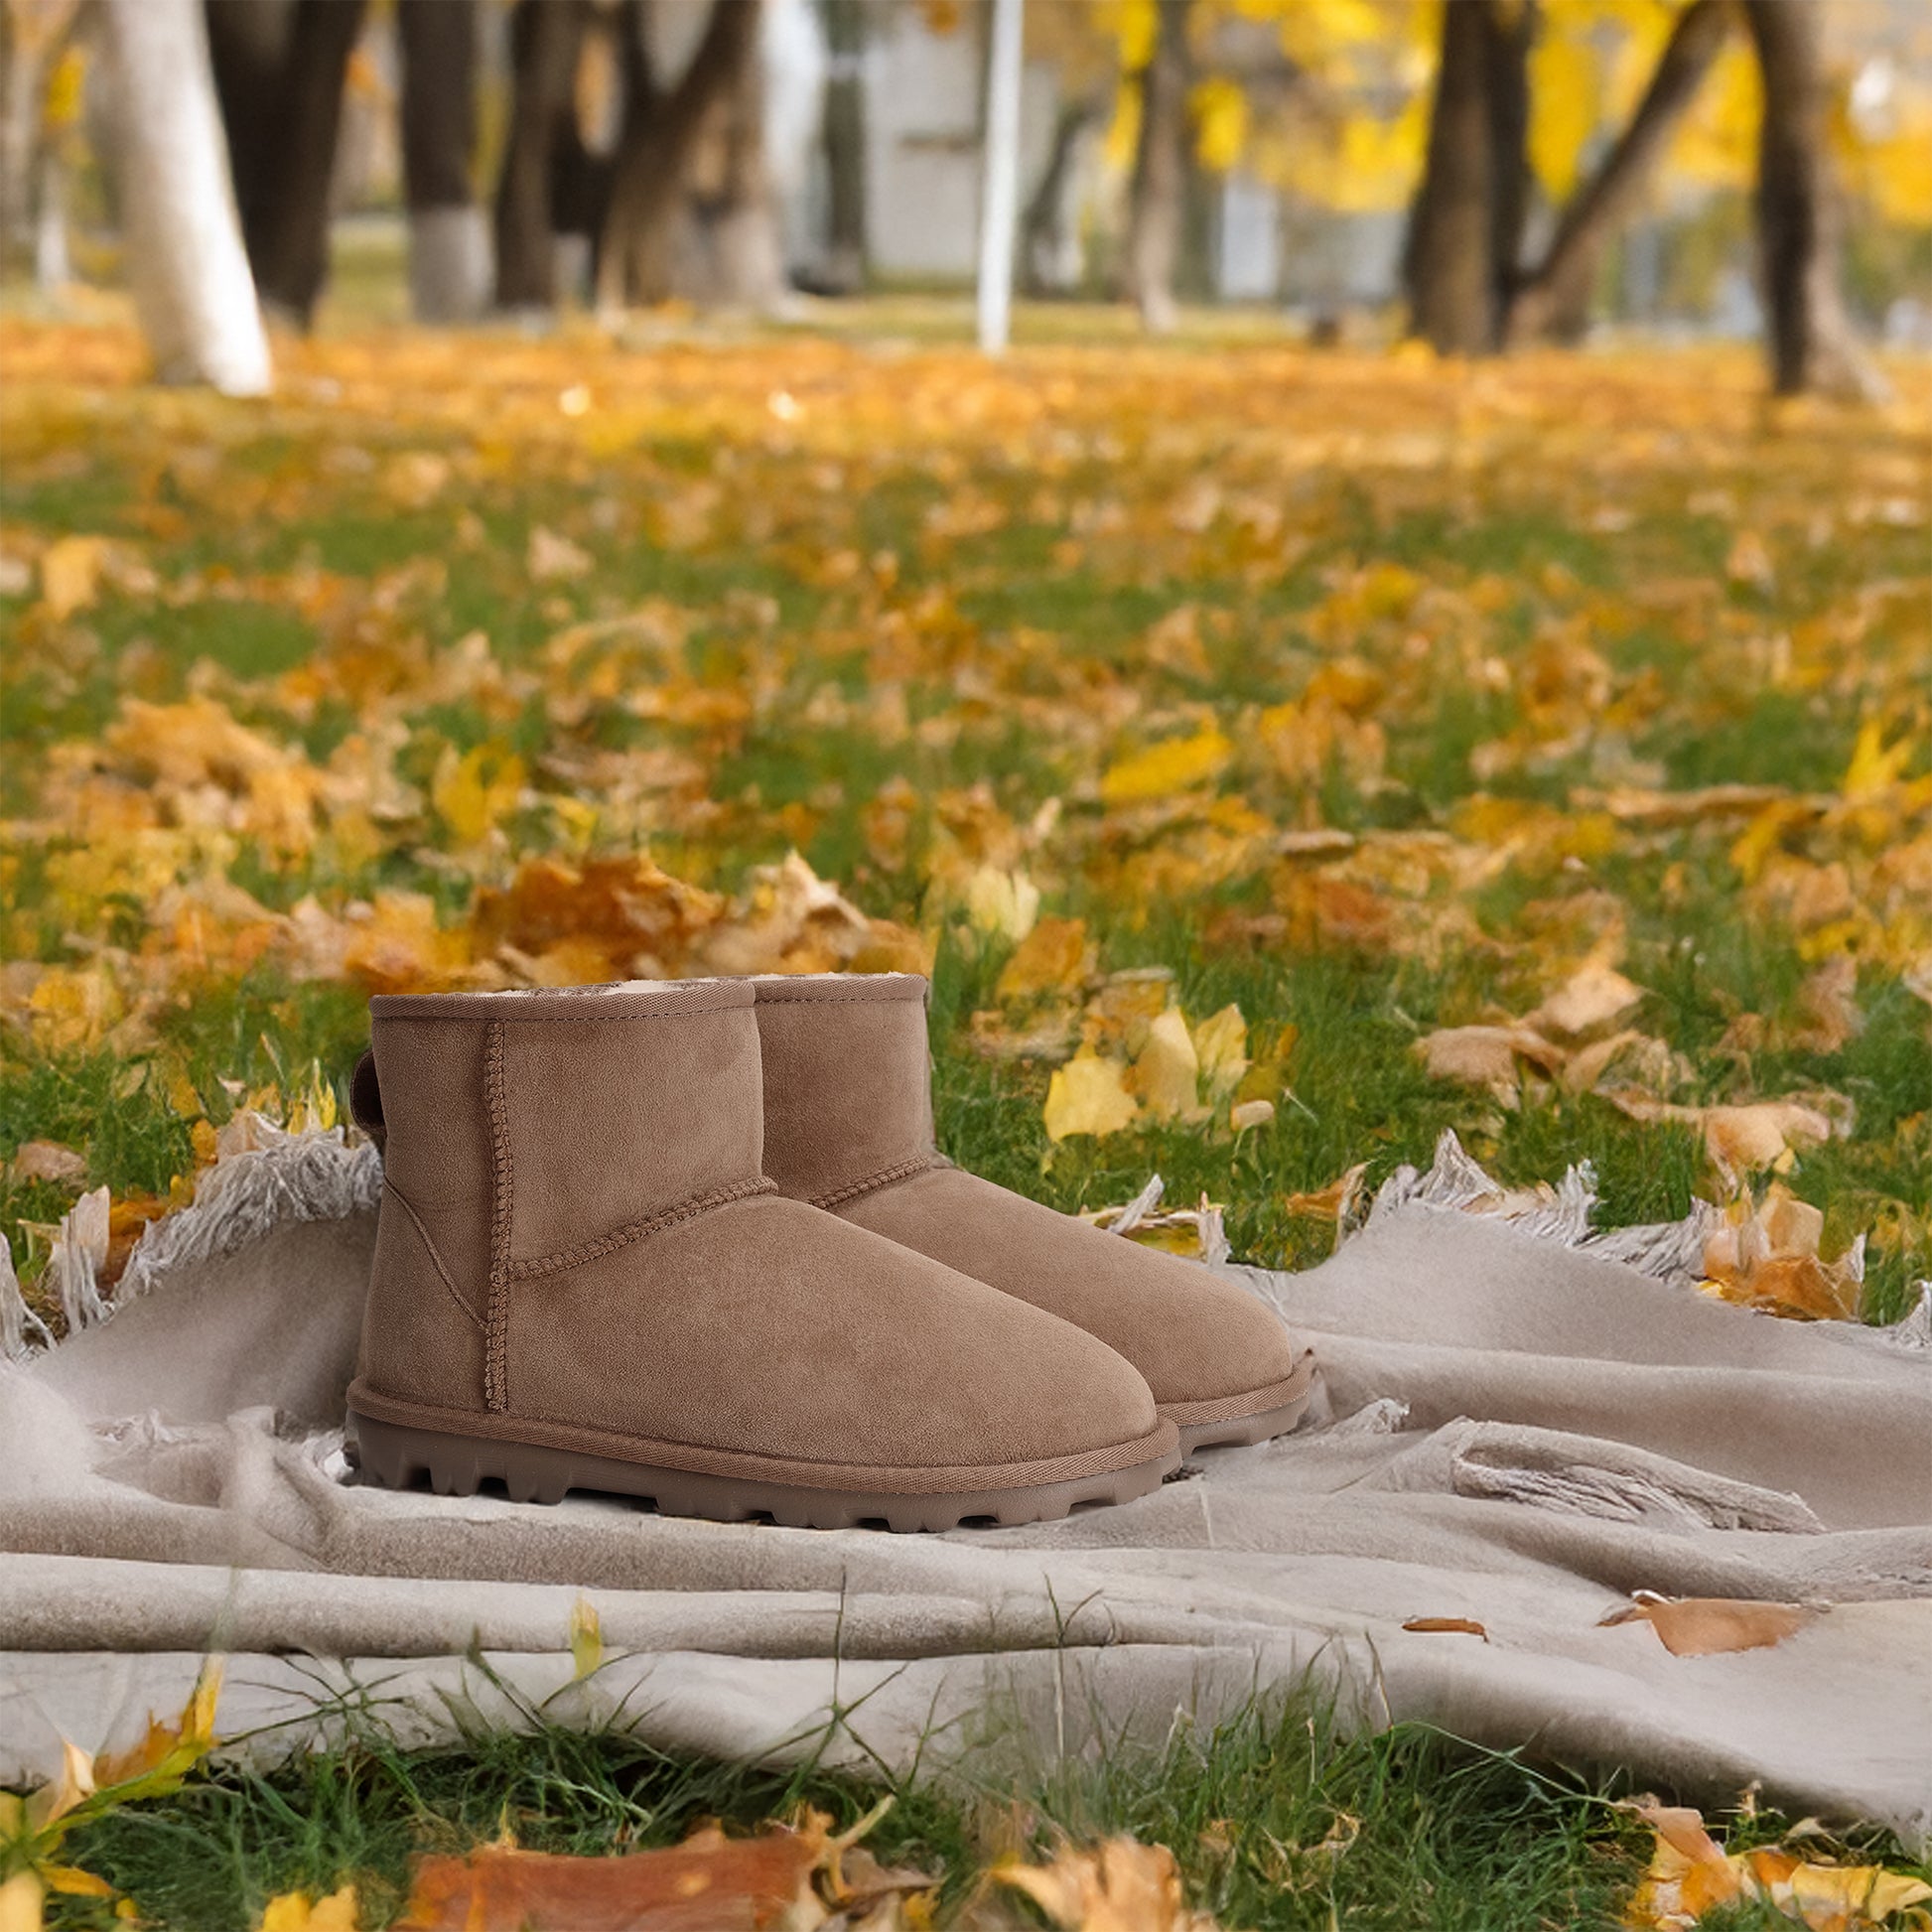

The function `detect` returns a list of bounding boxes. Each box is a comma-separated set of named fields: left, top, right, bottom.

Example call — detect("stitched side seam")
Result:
left=508, top=1176, right=776, bottom=1280
left=811, top=1153, right=948, bottom=1212
left=483, top=1022, right=513, bottom=1411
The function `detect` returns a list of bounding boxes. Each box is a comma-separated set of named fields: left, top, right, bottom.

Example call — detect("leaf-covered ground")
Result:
left=3, top=313, right=1932, bottom=1928
left=3, top=317, right=1928, bottom=1330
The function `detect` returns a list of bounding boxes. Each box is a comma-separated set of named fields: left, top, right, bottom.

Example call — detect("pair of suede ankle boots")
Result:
left=345, top=972, right=1314, bottom=1532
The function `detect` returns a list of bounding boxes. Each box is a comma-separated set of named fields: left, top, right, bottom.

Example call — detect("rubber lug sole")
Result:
left=1176, top=1394, right=1311, bottom=1453
left=1171, top=1350, right=1318, bottom=1453
left=347, top=1411, right=1178, bottom=1533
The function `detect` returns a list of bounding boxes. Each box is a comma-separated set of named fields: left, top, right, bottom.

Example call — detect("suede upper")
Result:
left=751, top=973, right=1306, bottom=1416
left=751, top=973, right=935, bottom=1205
left=353, top=981, right=1166, bottom=1480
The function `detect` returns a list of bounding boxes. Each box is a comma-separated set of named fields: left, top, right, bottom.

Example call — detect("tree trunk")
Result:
left=819, top=0, right=866, bottom=293
left=595, top=0, right=762, bottom=312
left=492, top=0, right=587, bottom=309
left=399, top=0, right=487, bottom=321
left=101, top=0, right=271, bottom=393
left=204, top=0, right=289, bottom=245
left=1740, top=0, right=1884, bottom=399
left=1123, top=0, right=1189, bottom=334
left=207, top=0, right=363, bottom=327
left=1405, top=0, right=1533, bottom=355
left=253, top=0, right=363, bottom=324
left=1023, top=94, right=1101, bottom=296
left=1485, top=0, right=1534, bottom=315
left=1506, top=0, right=1729, bottom=346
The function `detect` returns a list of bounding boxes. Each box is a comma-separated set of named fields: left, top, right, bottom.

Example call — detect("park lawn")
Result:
left=2, top=311, right=1929, bottom=1927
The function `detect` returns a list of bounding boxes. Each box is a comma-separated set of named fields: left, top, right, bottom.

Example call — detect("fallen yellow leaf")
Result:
left=1044, top=1054, right=1140, bottom=1142
left=258, top=1884, right=360, bottom=1932
left=997, top=916, right=1092, bottom=1001
left=1099, top=727, right=1232, bottom=806
left=1625, top=1800, right=1932, bottom=1930
left=1134, top=1009, right=1203, bottom=1122
left=995, top=1836, right=1223, bottom=1932
left=38, top=534, right=106, bottom=621
left=1190, top=1004, right=1249, bottom=1102
left=569, top=1599, right=603, bottom=1682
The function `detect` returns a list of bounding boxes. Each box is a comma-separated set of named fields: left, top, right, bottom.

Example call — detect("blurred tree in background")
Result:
left=0, top=0, right=1923, bottom=395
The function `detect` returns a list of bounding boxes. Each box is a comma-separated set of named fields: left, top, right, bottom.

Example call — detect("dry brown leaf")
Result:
left=1082, top=970, right=1176, bottom=1054
left=1699, top=1182, right=1863, bottom=1320
left=395, top=1804, right=929, bottom=1932
left=1400, top=1617, right=1489, bottom=1640
left=993, top=1837, right=1222, bottom=1932
left=8, top=1141, right=86, bottom=1185
left=1526, top=960, right=1644, bottom=1041
left=527, top=525, right=592, bottom=581
left=997, top=917, right=1093, bottom=1002
left=1600, top=1090, right=1842, bottom=1183
left=1591, top=782, right=1798, bottom=827
left=1597, top=1594, right=1820, bottom=1657
left=968, top=1008, right=1079, bottom=1063
left=1284, top=1163, right=1367, bottom=1224
left=1415, top=1025, right=1562, bottom=1103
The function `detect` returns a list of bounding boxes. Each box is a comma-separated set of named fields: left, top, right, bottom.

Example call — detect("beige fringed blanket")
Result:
left=3, top=1131, right=1930, bottom=1847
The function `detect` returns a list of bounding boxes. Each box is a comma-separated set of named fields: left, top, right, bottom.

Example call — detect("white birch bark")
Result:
left=102, top=0, right=271, bottom=395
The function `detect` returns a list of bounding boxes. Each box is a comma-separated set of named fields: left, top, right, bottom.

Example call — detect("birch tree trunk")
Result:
left=399, top=0, right=488, bottom=322
left=1122, top=0, right=1188, bottom=335
left=1740, top=0, right=1885, bottom=400
left=102, top=0, right=270, bottom=394
left=1505, top=0, right=1729, bottom=346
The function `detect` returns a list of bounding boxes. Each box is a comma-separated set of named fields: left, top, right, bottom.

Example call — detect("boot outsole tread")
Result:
left=348, top=1411, right=1177, bottom=1533
left=1174, top=1393, right=1312, bottom=1453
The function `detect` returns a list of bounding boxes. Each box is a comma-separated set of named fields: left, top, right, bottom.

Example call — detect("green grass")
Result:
left=36, top=1683, right=1928, bottom=1931
left=38, top=1692, right=1666, bottom=1932
left=4, top=320, right=1929, bottom=1920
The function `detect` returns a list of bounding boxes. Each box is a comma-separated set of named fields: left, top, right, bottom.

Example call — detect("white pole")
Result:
left=976, top=0, right=1024, bottom=354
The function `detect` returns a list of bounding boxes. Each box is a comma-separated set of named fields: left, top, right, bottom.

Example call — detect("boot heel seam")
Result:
left=383, top=1178, right=484, bottom=1333
left=508, top=1175, right=776, bottom=1281
left=811, top=1153, right=948, bottom=1212
left=483, top=1021, right=514, bottom=1412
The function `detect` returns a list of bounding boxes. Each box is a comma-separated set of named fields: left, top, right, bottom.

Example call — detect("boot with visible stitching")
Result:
left=345, top=981, right=1177, bottom=1530
left=751, top=973, right=1315, bottom=1452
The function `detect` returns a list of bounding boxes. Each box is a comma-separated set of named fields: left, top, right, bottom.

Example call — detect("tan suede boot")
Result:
left=345, top=982, right=1176, bottom=1530
left=752, top=974, right=1314, bottom=1452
